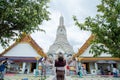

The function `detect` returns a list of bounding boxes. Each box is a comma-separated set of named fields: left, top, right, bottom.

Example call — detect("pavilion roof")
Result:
left=0, top=34, right=47, bottom=58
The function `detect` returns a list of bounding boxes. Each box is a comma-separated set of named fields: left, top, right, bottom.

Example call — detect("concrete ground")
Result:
left=4, top=73, right=120, bottom=80
left=47, top=75, right=120, bottom=80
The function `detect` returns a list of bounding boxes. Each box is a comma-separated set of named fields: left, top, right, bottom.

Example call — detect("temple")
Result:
left=0, top=34, right=46, bottom=74
left=0, top=16, right=120, bottom=76
left=73, top=34, right=120, bottom=75
left=47, top=15, right=74, bottom=58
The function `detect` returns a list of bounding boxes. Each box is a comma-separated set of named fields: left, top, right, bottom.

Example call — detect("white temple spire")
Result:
left=48, top=16, right=74, bottom=55
left=59, top=15, right=64, bottom=26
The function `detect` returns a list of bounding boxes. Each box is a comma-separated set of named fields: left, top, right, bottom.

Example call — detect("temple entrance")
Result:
left=83, top=63, right=90, bottom=74
left=31, top=63, right=36, bottom=72
left=98, top=63, right=111, bottom=75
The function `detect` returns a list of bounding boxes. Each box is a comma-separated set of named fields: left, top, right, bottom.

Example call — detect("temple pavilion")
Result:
left=73, top=34, right=120, bottom=75
left=0, top=34, right=46, bottom=74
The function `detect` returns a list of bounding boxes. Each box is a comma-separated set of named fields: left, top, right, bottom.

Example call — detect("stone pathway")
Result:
left=46, top=76, right=72, bottom=80
left=71, top=76, right=120, bottom=80
left=5, top=74, right=47, bottom=80
left=46, top=75, right=120, bottom=80
left=4, top=74, right=120, bottom=80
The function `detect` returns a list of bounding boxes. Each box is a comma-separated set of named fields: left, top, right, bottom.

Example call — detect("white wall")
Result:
left=4, top=43, right=41, bottom=57
left=80, top=46, right=111, bottom=57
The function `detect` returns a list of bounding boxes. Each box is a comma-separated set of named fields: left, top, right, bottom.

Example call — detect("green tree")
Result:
left=0, top=0, right=50, bottom=48
left=73, top=0, right=120, bottom=57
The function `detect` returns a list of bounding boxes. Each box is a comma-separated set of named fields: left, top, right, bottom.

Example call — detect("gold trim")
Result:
left=77, top=57, right=120, bottom=61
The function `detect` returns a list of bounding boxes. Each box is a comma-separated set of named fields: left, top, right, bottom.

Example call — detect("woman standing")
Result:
left=55, top=53, right=66, bottom=80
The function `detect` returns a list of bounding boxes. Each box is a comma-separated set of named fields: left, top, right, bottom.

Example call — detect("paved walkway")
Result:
left=46, top=75, right=120, bottom=80
left=46, top=76, right=72, bottom=80
left=4, top=74, right=120, bottom=80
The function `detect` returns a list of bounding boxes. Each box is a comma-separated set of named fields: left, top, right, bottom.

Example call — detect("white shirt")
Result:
left=113, top=68, right=117, bottom=73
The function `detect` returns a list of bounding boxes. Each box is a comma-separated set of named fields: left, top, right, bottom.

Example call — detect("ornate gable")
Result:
left=0, top=34, right=46, bottom=58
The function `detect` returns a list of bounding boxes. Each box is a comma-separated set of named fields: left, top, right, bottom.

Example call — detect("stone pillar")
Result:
left=111, top=64, right=113, bottom=68
left=27, top=63, right=30, bottom=73
left=76, top=58, right=82, bottom=74
left=53, top=58, right=56, bottom=75
left=22, top=62, right=26, bottom=73
left=95, top=63, right=98, bottom=70
left=95, top=62, right=98, bottom=74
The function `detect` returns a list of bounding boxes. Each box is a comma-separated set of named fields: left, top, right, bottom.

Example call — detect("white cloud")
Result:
left=66, top=25, right=91, bottom=53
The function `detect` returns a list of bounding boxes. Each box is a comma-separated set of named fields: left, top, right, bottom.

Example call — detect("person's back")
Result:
left=0, top=64, right=6, bottom=72
left=55, top=54, right=66, bottom=80
left=55, top=57, right=66, bottom=67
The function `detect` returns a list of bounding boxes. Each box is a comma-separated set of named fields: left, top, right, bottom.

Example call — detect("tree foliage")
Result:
left=73, top=0, right=120, bottom=57
left=0, top=0, right=50, bottom=48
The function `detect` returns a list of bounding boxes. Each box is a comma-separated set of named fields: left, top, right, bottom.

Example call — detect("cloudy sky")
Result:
left=0, top=0, right=100, bottom=53
left=31, top=0, right=100, bottom=53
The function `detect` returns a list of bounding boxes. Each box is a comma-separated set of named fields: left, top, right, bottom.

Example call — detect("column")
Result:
left=35, top=57, right=40, bottom=77
left=94, top=62, right=98, bottom=74
left=111, top=64, right=113, bottom=68
left=27, top=63, right=30, bottom=73
left=22, top=62, right=26, bottom=73
left=77, top=61, right=83, bottom=77
left=95, top=63, right=98, bottom=70
left=53, top=55, right=56, bottom=75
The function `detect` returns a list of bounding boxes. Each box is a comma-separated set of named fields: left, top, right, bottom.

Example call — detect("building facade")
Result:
left=47, top=16, right=76, bottom=75
left=74, top=35, right=120, bottom=75
left=0, top=34, right=46, bottom=74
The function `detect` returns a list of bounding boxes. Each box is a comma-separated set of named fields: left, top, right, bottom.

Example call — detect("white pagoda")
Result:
left=47, top=16, right=74, bottom=59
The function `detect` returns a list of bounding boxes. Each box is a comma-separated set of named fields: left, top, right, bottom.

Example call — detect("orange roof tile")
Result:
left=77, top=57, right=120, bottom=61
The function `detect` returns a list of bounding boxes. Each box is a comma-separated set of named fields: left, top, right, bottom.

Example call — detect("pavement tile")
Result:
left=4, top=74, right=120, bottom=80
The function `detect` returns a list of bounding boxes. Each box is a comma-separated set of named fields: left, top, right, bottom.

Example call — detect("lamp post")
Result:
left=35, top=57, right=40, bottom=77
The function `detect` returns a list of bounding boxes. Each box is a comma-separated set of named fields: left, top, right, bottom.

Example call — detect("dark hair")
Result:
left=59, top=52, right=62, bottom=54
left=5, top=58, right=8, bottom=60
left=3, top=61, right=7, bottom=65
left=3, top=58, right=8, bottom=65
left=58, top=56, right=63, bottom=62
